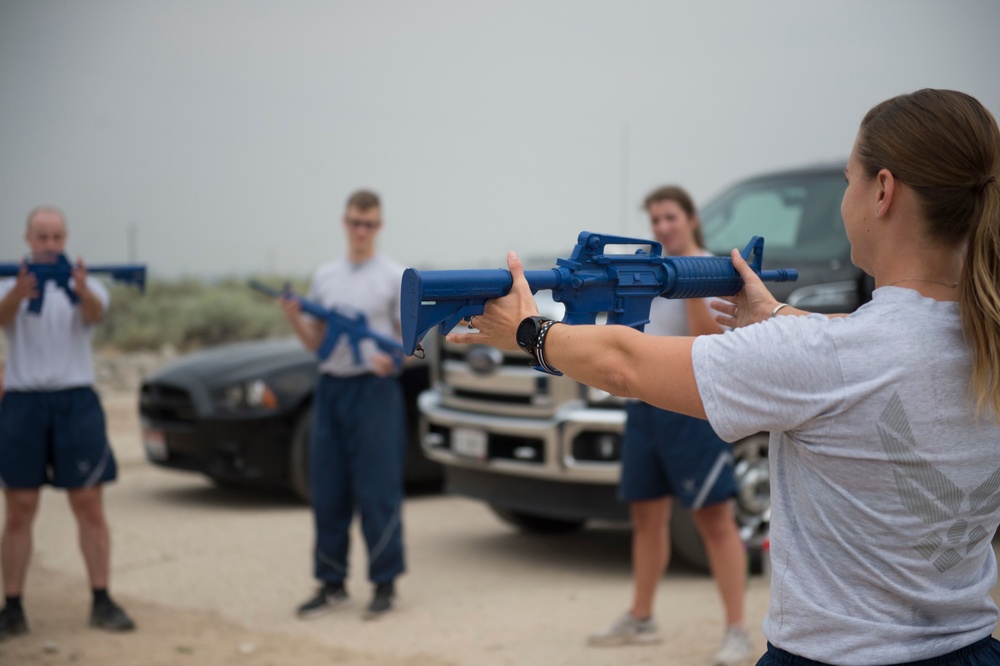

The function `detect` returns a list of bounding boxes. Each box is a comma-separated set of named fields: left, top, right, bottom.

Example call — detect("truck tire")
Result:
left=668, top=505, right=766, bottom=575
left=489, top=507, right=586, bottom=534
left=732, top=433, right=770, bottom=571
left=289, top=406, right=313, bottom=503
left=669, top=505, right=710, bottom=571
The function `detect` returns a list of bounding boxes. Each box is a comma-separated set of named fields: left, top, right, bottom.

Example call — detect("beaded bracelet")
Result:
left=534, top=320, right=563, bottom=376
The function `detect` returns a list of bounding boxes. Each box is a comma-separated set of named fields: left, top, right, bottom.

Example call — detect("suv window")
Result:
left=701, top=171, right=848, bottom=264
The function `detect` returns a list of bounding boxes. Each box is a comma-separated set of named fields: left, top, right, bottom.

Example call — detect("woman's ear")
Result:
left=874, top=168, right=896, bottom=218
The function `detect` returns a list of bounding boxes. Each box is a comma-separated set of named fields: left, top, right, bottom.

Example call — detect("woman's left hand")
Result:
left=711, top=248, right=780, bottom=328
left=446, top=251, right=539, bottom=351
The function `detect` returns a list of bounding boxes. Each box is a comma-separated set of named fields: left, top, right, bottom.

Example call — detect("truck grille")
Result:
left=435, top=339, right=582, bottom=418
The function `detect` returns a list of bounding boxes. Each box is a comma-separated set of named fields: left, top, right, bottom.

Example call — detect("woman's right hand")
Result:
left=712, top=248, right=780, bottom=328
left=447, top=251, right=539, bottom=352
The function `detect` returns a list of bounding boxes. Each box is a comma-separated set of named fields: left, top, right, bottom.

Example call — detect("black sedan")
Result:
left=139, top=337, right=441, bottom=500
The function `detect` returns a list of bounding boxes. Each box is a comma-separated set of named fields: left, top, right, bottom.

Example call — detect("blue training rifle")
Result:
left=0, top=254, right=146, bottom=314
left=400, top=233, right=797, bottom=356
left=248, top=279, right=405, bottom=371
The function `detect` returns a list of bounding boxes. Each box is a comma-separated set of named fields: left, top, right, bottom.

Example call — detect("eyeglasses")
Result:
left=344, top=219, right=381, bottom=230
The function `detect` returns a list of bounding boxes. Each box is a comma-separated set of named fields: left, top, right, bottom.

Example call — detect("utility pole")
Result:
left=127, top=222, right=138, bottom=262
left=620, top=123, right=630, bottom=234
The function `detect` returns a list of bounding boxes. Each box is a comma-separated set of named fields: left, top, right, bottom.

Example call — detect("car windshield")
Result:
left=701, top=171, right=849, bottom=264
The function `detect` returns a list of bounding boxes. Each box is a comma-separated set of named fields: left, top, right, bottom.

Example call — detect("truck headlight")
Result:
left=786, top=281, right=858, bottom=311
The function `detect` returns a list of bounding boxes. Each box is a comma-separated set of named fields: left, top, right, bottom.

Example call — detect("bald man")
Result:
left=0, top=206, right=135, bottom=641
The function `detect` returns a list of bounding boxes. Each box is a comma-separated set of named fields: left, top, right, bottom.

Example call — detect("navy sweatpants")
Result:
left=309, top=373, right=407, bottom=585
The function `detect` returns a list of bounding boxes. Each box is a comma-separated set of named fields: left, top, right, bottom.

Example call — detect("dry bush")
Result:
left=95, top=275, right=309, bottom=352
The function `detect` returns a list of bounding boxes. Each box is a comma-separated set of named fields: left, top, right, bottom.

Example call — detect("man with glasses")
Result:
left=281, top=189, right=408, bottom=620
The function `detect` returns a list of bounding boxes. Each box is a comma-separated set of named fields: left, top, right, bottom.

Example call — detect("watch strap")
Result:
left=516, top=316, right=562, bottom=376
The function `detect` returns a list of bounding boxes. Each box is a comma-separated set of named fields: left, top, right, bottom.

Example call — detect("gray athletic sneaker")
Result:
left=714, top=626, right=752, bottom=665
left=588, top=611, right=661, bottom=647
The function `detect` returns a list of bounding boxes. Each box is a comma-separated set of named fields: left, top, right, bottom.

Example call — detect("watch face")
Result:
left=516, top=317, right=539, bottom=351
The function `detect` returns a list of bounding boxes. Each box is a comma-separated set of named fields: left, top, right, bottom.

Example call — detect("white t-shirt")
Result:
left=0, top=276, right=109, bottom=391
left=307, top=254, right=404, bottom=377
left=692, top=287, right=1000, bottom=664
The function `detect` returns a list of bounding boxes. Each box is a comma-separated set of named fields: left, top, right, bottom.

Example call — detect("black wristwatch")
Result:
left=516, top=316, right=562, bottom=375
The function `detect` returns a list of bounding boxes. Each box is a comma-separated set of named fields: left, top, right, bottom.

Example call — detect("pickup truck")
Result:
left=417, top=162, right=872, bottom=571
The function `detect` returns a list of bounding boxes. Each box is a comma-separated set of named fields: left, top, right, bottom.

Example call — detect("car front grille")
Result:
left=140, top=383, right=198, bottom=422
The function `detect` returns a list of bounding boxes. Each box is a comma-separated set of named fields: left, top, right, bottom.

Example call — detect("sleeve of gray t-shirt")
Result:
left=691, top=314, right=846, bottom=442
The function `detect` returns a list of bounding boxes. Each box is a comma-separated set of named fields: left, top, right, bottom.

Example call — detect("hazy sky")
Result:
left=2, top=1, right=998, bottom=277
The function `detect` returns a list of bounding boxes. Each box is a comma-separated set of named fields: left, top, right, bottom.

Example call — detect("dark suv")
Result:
left=702, top=162, right=872, bottom=312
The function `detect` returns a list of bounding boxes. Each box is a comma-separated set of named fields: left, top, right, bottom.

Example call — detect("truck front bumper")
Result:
left=418, top=389, right=626, bottom=485
left=444, top=465, right=628, bottom=522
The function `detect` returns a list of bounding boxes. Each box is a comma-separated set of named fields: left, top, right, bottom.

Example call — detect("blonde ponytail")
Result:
left=961, top=177, right=1000, bottom=421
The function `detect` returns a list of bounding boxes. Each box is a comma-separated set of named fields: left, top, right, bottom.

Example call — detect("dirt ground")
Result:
left=0, top=351, right=998, bottom=666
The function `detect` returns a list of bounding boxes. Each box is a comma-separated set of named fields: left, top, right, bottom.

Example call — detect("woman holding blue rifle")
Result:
left=587, top=185, right=751, bottom=665
left=448, top=89, right=1000, bottom=665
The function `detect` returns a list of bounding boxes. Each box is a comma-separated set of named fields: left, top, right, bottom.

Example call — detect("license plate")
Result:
left=143, top=426, right=168, bottom=461
left=452, top=427, right=487, bottom=460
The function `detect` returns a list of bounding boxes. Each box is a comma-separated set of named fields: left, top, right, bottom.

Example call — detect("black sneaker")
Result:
left=364, top=581, right=395, bottom=620
left=89, top=599, right=136, bottom=632
left=0, top=605, right=28, bottom=640
left=296, top=583, right=349, bottom=619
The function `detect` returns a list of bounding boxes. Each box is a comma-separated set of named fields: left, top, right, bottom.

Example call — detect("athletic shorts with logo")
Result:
left=0, top=387, right=118, bottom=489
left=619, top=401, right=736, bottom=507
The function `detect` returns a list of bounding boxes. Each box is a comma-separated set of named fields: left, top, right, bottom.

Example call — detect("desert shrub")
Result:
left=95, top=275, right=309, bottom=352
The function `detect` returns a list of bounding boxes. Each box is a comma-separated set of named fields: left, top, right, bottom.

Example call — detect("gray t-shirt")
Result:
left=307, top=254, right=403, bottom=377
left=692, top=287, right=999, bottom=664
left=0, top=276, right=109, bottom=391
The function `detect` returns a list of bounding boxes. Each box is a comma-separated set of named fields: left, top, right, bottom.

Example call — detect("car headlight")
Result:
left=212, top=379, right=280, bottom=412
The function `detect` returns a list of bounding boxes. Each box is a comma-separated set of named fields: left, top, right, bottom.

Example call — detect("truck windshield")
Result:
left=701, top=171, right=849, bottom=264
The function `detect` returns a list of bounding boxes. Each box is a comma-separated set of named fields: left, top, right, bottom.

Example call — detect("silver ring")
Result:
left=467, top=317, right=475, bottom=329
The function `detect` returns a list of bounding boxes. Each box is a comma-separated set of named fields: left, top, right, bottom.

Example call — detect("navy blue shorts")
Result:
left=619, top=401, right=736, bottom=508
left=0, top=388, right=118, bottom=489
left=757, top=636, right=1000, bottom=666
